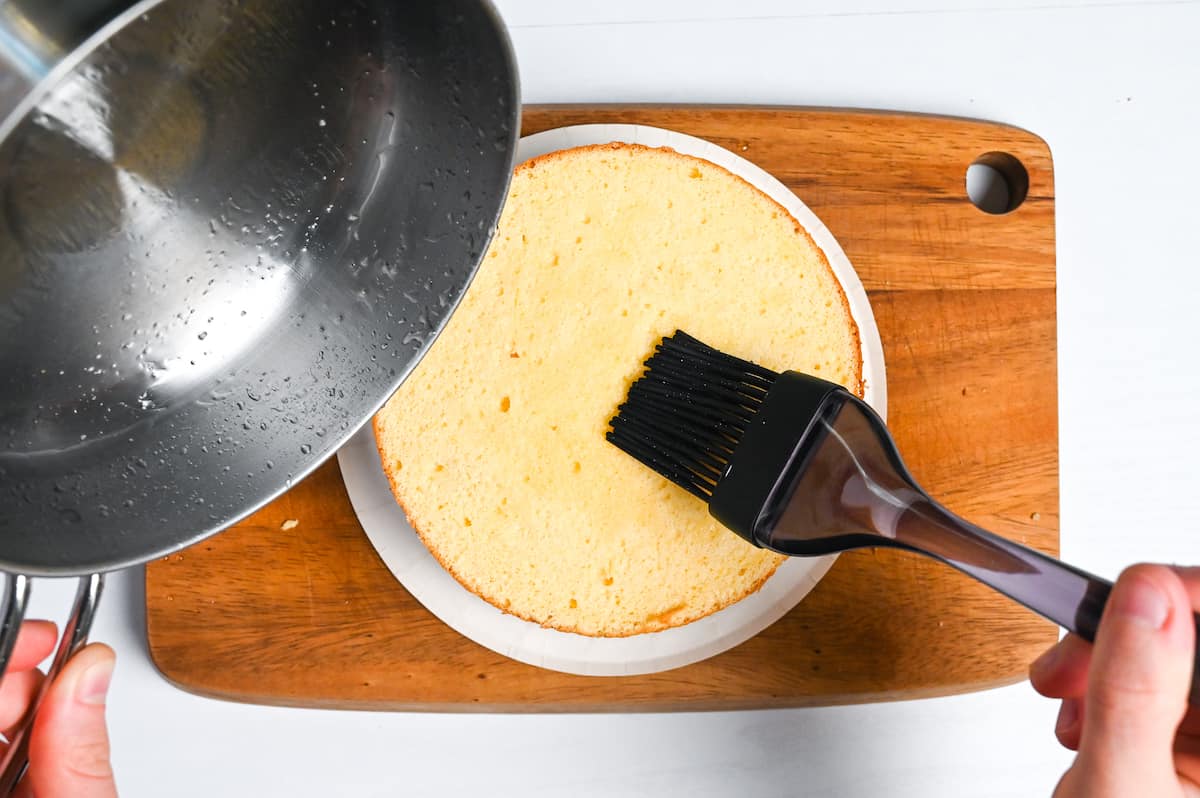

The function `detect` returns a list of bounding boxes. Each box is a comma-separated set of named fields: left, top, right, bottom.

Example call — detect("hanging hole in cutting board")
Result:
left=965, top=151, right=1029, bottom=214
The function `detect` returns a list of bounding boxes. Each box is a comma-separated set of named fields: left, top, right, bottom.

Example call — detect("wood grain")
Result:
left=145, top=105, right=1058, bottom=711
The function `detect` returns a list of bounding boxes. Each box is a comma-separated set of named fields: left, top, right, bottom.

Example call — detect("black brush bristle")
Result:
left=606, top=331, right=779, bottom=502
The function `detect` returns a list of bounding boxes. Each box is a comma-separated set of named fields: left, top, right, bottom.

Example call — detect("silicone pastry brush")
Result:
left=607, top=330, right=1199, bottom=704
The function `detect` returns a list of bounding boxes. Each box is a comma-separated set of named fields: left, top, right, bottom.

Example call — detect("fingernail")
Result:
left=1110, top=576, right=1171, bottom=630
left=1030, top=639, right=1063, bottom=678
left=1056, top=697, right=1079, bottom=736
left=76, top=657, right=114, bottom=706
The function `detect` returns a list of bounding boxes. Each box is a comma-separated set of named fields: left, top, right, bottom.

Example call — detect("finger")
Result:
left=0, top=668, right=42, bottom=734
left=1075, top=565, right=1195, bottom=795
left=1055, top=697, right=1083, bottom=751
left=1170, top=566, right=1200, bottom=608
left=1030, top=634, right=1092, bottom=698
left=27, top=644, right=117, bottom=798
left=0, top=622, right=58, bottom=735
left=2, top=621, right=58, bottom=674
left=1164, top=566, right=1199, bottom=738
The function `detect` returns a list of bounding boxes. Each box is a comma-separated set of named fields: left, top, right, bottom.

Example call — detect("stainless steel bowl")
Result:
left=0, top=0, right=519, bottom=574
left=0, top=0, right=519, bottom=786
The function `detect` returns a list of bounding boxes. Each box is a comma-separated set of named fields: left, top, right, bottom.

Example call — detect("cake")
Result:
left=373, top=142, right=862, bottom=636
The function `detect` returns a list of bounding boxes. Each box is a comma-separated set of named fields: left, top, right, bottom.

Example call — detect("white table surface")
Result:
left=23, top=1, right=1200, bottom=795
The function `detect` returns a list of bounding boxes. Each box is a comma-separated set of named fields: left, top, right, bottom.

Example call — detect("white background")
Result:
left=22, top=1, right=1200, bottom=795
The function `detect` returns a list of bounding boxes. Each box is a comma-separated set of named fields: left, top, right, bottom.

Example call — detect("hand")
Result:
left=1030, top=564, right=1199, bottom=797
left=0, top=621, right=117, bottom=797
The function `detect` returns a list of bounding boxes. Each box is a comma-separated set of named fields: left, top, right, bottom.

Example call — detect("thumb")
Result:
left=1073, top=564, right=1194, bottom=796
left=27, top=643, right=117, bottom=798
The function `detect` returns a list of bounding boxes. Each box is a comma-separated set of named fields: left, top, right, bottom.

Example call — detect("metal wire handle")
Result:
left=0, top=573, right=105, bottom=795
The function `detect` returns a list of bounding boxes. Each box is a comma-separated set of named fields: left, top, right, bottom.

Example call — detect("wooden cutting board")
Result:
left=145, top=105, right=1058, bottom=711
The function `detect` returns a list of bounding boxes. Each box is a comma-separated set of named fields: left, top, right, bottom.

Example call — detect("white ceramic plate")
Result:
left=338, top=124, right=887, bottom=676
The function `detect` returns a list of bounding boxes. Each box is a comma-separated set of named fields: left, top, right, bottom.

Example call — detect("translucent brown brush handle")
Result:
left=894, top=498, right=1112, bottom=643
left=758, top=392, right=1199, bottom=706
left=890, top=501, right=1200, bottom=706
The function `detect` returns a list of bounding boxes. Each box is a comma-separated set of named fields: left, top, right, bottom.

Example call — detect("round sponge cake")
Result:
left=373, top=143, right=862, bottom=637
